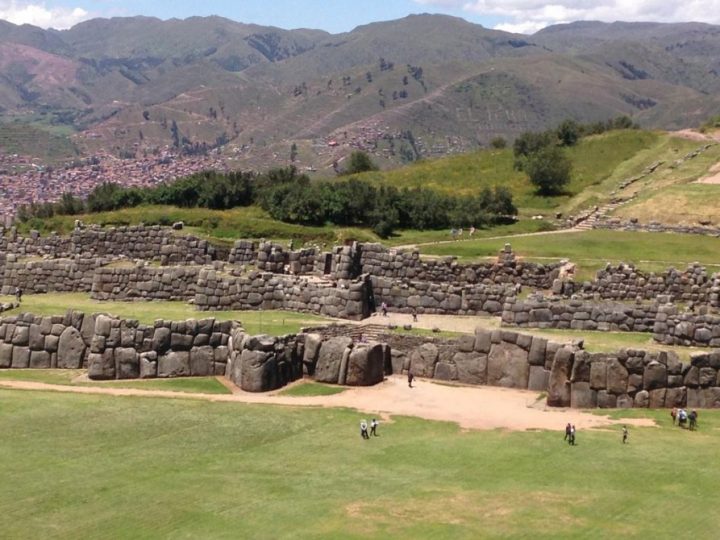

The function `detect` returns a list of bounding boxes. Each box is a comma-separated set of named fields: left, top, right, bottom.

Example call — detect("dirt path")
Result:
left=0, top=376, right=654, bottom=432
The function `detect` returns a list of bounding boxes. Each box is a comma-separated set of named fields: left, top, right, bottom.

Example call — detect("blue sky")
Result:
left=0, top=1, right=719, bottom=34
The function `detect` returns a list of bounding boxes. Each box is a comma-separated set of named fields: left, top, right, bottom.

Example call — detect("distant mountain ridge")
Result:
left=0, top=14, right=719, bottom=169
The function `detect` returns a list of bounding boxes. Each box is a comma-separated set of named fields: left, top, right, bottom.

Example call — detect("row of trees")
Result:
left=16, top=166, right=517, bottom=238
left=260, top=177, right=516, bottom=237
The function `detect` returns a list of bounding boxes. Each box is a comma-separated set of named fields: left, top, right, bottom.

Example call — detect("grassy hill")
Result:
left=21, top=128, right=720, bottom=248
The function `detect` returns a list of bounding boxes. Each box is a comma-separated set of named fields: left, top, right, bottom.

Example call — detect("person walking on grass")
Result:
left=622, top=425, right=628, bottom=444
left=370, top=418, right=379, bottom=437
left=564, top=422, right=571, bottom=442
left=360, top=420, right=369, bottom=440
left=407, top=371, right=414, bottom=388
left=15, top=287, right=22, bottom=303
left=569, top=424, right=576, bottom=446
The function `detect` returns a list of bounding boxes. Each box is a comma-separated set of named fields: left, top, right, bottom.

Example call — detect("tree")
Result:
left=290, top=143, right=298, bottom=163
left=343, top=151, right=378, bottom=175
left=490, top=136, right=507, bottom=149
left=556, top=119, right=580, bottom=147
left=524, top=146, right=572, bottom=195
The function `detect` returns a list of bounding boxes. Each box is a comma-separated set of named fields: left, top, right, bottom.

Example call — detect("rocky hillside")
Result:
left=1, top=14, right=720, bottom=169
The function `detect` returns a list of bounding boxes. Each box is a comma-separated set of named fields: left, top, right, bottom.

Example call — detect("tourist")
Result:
left=408, top=371, right=414, bottom=388
left=564, top=422, right=571, bottom=442
left=360, top=419, right=369, bottom=439
left=570, top=425, right=576, bottom=445
left=381, top=302, right=388, bottom=317
left=671, top=407, right=678, bottom=425
left=689, top=410, right=698, bottom=431
left=469, top=226, right=475, bottom=236
left=370, top=418, right=379, bottom=437
left=622, top=426, right=628, bottom=444
left=15, top=287, right=22, bottom=303
left=411, top=307, right=418, bottom=322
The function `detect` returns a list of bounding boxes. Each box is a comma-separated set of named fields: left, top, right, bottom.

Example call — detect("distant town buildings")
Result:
left=0, top=150, right=228, bottom=221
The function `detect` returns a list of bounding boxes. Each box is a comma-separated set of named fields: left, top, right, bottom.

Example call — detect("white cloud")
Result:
left=414, top=0, right=720, bottom=33
left=0, top=1, right=92, bottom=29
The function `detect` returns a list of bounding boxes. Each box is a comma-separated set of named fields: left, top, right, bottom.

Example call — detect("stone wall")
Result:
left=594, top=218, right=720, bottom=237
left=371, top=276, right=511, bottom=316
left=547, top=347, right=720, bottom=409
left=225, top=332, right=387, bottom=392
left=501, top=296, right=659, bottom=333
left=91, top=265, right=201, bottom=301
left=501, top=296, right=720, bottom=348
left=86, top=315, right=234, bottom=380
left=194, top=270, right=372, bottom=320
left=1, top=256, right=106, bottom=295
left=572, top=263, right=720, bottom=305
left=0, top=311, right=94, bottom=369
left=69, top=226, right=215, bottom=265
left=0, top=225, right=216, bottom=265
left=360, top=242, right=561, bottom=288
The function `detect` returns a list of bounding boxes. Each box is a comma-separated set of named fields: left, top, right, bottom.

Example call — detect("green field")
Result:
left=0, top=369, right=231, bottom=394
left=0, top=293, right=331, bottom=335
left=421, top=230, right=720, bottom=280
left=1, top=389, right=719, bottom=538
left=278, top=381, right=347, bottom=397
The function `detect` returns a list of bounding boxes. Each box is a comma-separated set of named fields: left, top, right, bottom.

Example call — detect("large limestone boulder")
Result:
left=589, top=360, right=607, bottom=390
left=634, top=390, right=650, bottom=408
left=190, top=346, right=214, bottom=376
left=239, top=349, right=278, bottom=392
left=0, top=343, right=12, bottom=368
left=152, top=327, right=171, bottom=353
left=314, top=337, right=352, bottom=384
left=528, top=337, right=547, bottom=366
left=473, top=328, right=492, bottom=353
left=87, top=350, right=115, bottom=380
left=345, top=344, right=385, bottom=386
left=606, top=358, right=629, bottom=394
left=29, top=350, right=51, bottom=369
left=648, top=388, right=667, bottom=408
left=665, top=386, right=687, bottom=408
left=12, top=347, right=30, bottom=369
left=571, top=382, right=597, bottom=408
left=643, top=361, right=667, bottom=391
left=453, top=352, right=487, bottom=385
left=570, top=351, right=591, bottom=383
left=115, top=348, right=139, bottom=379
left=433, top=362, right=457, bottom=381
left=158, top=351, right=190, bottom=378
left=487, top=342, right=529, bottom=389
left=409, top=343, right=439, bottom=378
left=57, top=326, right=86, bottom=369
left=547, top=347, right=574, bottom=407
left=528, top=366, right=550, bottom=391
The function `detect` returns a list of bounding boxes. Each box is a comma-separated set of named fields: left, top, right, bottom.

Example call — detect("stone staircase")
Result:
left=573, top=200, right=627, bottom=231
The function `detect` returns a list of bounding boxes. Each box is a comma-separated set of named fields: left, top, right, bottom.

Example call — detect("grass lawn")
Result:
left=0, top=293, right=332, bottom=335
left=0, top=369, right=231, bottom=394
left=1, top=389, right=720, bottom=538
left=420, top=229, right=720, bottom=280
left=278, top=381, right=347, bottom=397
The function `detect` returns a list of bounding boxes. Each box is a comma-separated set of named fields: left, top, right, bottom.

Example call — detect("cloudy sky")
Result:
left=1, top=0, right=718, bottom=33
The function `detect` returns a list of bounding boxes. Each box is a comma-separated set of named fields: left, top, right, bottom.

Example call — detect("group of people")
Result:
left=565, top=423, right=628, bottom=445
left=450, top=226, right=476, bottom=239
left=671, top=407, right=698, bottom=430
left=359, top=419, right=379, bottom=439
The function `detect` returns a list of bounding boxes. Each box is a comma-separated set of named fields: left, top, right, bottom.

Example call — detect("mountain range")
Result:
left=0, top=14, right=719, bottom=170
